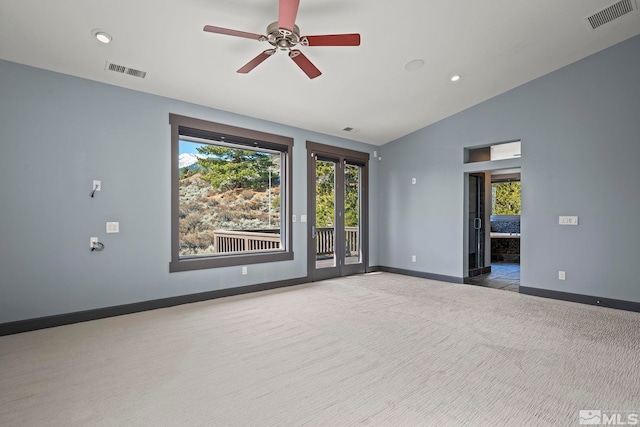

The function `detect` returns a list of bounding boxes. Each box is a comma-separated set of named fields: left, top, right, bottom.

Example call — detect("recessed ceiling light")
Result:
left=92, top=29, right=112, bottom=44
left=404, top=59, right=424, bottom=72
left=450, top=74, right=461, bottom=82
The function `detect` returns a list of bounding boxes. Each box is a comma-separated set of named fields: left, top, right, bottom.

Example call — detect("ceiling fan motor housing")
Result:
left=267, top=22, right=300, bottom=50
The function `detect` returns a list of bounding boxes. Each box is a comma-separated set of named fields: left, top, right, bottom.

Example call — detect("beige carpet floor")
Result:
left=1, top=273, right=639, bottom=426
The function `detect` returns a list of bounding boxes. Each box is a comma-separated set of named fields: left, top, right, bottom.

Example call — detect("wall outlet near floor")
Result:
left=242, top=266, right=248, bottom=275
left=106, top=222, right=119, bottom=233
left=90, top=237, right=98, bottom=249
left=558, top=271, right=566, bottom=280
left=411, top=255, right=417, bottom=263
left=92, top=180, right=101, bottom=192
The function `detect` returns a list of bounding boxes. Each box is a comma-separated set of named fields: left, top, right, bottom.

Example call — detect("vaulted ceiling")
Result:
left=1, top=0, right=639, bottom=145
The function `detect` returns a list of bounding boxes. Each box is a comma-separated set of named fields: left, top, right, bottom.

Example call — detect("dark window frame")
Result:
left=305, top=141, right=370, bottom=280
left=169, top=114, right=294, bottom=273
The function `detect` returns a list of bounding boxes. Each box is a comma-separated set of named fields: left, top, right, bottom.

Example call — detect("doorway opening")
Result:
left=466, top=168, right=521, bottom=292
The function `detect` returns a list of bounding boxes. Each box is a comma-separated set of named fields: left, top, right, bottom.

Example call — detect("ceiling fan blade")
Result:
left=237, top=49, right=276, bottom=74
left=302, top=34, right=361, bottom=47
left=203, top=25, right=265, bottom=41
left=279, top=0, right=300, bottom=32
left=289, top=50, right=322, bottom=79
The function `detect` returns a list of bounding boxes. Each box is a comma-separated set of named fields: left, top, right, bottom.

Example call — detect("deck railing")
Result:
left=316, top=227, right=359, bottom=256
left=214, top=230, right=281, bottom=253
left=212, top=227, right=359, bottom=256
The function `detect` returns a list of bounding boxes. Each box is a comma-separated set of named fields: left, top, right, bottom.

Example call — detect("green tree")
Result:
left=492, top=182, right=521, bottom=215
left=315, top=161, right=335, bottom=227
left=196, top=146, right=278, bottom=191
left=344, top=165, right=359, bottom=227
left=314, top=162, right=360, bottom=227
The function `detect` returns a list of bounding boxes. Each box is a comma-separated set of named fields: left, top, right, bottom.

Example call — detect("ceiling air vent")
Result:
left=586, top=0, right=636, bottom=29
left=105, top=62, right=147, bottom=79
left=342, top=127, right=360, bottom=133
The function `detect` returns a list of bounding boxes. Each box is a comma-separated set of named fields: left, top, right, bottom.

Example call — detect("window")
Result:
left=490, top=172, right=521, bottom=235
left=492, top=181, right=521, bottom=215
left=465, top=140, right=521, bottom=163
left=170, top=114, right=293, bottom=272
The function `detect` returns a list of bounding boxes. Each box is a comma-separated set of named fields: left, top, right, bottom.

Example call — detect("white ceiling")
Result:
left=1, top=0, right=639, bottom=145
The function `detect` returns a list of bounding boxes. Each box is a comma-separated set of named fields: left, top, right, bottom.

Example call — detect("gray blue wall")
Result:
left=2, top=34, right=639, bottom=325
left=0, top=59, right=380, bottom=323
left=379, top=34, right=640, bottom=302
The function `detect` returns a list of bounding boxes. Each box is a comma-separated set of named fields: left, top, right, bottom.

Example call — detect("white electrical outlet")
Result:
left=106, top=222, right=119, bottom=233
left=411, top=177, right=417, bottom=185
left=242, top=266, right=248, bottom=275
left=411, top=255, right=417, bottom=262
left=93, top=180, right=101, bottom=192
left=301, top=215, right=307, bottom=223
left=559, top=271, right=566, bottom=280
left=90, top=237, right=98, bottom=248
left=292, top=215, right=297, bottom=222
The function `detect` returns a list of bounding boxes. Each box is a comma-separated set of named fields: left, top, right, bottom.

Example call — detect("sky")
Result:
left=179, top=141, right=206, bottom=155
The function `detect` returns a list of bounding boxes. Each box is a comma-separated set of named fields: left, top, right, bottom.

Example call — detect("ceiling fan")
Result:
left=203, top=0, right=361, bottom=79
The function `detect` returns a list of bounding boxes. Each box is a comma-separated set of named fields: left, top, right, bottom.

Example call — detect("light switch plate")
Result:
left=301, top=215, right=307, bottom=223
left=559, top=216, right=579, bottom=225
left=106, top=222, right=119, bottom=233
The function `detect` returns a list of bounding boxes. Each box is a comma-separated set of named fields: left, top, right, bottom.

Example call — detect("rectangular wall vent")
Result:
left=586, top=0, right=635, bottom=29
left=342, top=127, right=360, bottom=133
left=105, top=62, right=147, bottom=79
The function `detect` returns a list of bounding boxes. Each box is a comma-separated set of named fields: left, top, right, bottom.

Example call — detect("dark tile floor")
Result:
left=468, top=261, right=520, bottom=292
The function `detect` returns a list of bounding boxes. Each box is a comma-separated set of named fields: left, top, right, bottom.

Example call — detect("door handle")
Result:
left=474, top=218, right=482, bottom=230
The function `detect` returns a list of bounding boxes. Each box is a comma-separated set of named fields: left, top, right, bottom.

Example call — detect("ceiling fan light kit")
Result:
left=203, top=0, right=361, bottom=79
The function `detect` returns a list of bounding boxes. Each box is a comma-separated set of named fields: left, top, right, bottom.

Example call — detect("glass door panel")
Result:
left=315, top=160, right=336, bottom=270
left=468, top=173, right=486, bottom=274
left=344, top=163, right=361, bottom=265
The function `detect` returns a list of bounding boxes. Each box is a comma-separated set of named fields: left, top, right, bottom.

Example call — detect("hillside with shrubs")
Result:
left=178, top=145, right=281, bottom=256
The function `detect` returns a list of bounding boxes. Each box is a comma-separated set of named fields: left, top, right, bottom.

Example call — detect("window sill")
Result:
left=170, top=250, right=294, bottom=273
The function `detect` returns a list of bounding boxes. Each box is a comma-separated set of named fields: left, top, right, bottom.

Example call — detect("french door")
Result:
left=307, top=142, right=369, bottom=281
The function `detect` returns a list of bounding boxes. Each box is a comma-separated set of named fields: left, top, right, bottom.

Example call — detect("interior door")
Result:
left=307, top=142, right=368, bottom=281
